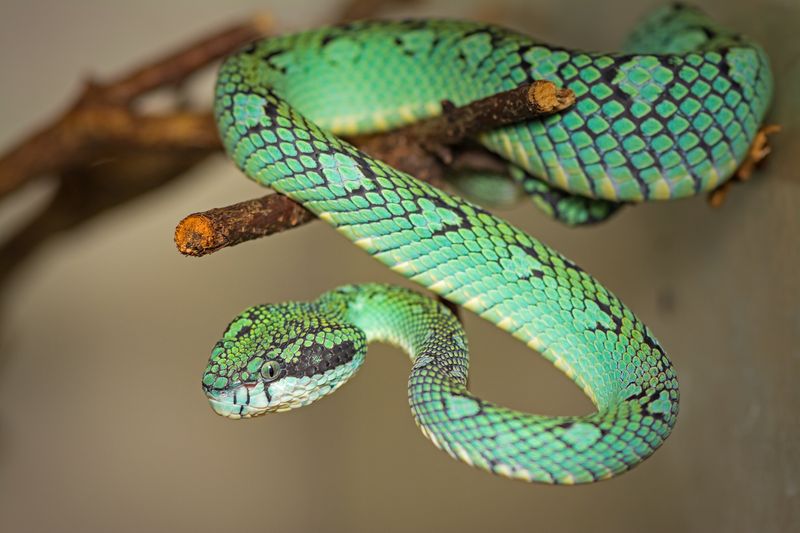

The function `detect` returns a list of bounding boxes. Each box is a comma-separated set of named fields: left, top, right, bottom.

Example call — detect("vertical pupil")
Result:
left=262, top=361, right=278, bottom=379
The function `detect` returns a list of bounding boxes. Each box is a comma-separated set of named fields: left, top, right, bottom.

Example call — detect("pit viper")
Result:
left=201, top=4, right=772, bottom=483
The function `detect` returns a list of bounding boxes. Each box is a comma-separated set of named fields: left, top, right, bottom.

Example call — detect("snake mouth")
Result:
left=205, top=382, right=272, bottom=419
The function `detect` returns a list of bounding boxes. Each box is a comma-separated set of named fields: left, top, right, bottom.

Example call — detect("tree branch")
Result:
left=174, top=80, right=575, bottom=256
left=0, top=0, right=425, bottom=292
left=96, top=17, right=273, bottom=105
left=176, top=194, right=315, bottom=256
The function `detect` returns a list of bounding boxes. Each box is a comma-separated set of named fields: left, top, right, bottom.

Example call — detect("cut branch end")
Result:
left=527, top=80, right=575, bottom=114
left=175, top=194, right=315, bottom=257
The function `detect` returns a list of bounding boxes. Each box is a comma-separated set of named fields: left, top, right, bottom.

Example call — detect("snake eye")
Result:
left=260, top=360, right=282, bottom=382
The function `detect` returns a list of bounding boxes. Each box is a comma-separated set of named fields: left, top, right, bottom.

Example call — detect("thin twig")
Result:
left=97, top=16, right=273, bottom=105
left=412, top=80, right=574, bottom=147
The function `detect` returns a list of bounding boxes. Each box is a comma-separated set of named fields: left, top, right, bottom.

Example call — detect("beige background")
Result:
left=1, top=1, right=798, bottom=532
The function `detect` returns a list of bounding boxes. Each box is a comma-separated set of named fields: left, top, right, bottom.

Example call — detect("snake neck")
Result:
left=318, top=284, right=468, bottom=385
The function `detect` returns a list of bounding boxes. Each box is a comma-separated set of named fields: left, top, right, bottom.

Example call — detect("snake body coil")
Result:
left=202, top=5, right=771, bottom=483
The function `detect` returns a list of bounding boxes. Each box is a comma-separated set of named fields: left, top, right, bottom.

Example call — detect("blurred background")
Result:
left=0, top=0, right=798, bottom=531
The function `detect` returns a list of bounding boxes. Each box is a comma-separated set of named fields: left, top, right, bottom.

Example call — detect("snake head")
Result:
left=202, top=302, right=367, bottom=419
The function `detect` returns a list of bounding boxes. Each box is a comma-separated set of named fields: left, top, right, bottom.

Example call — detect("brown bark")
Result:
left=176, top=195, right=314, bottom=256
left=174, top=81, right=576, bottom=257
left=0, top=0, right=428, bottom=291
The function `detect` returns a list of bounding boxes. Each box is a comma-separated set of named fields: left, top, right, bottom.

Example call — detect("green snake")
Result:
left=202, top=5, right=772, bottom=483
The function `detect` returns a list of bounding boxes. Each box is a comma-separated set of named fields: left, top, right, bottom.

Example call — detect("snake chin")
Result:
left=205, top=381, right=276, bottom=419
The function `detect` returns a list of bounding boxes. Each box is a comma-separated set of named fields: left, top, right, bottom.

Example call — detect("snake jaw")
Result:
left=205, top=381, right=273, bottom=419
left=204, top=352, right=366, bottom=419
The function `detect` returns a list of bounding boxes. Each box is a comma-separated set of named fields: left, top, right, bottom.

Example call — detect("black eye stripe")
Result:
left=282, top=339, right=360, bottom=379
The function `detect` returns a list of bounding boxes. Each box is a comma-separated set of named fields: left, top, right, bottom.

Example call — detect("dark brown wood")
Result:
left=410, top=80, right=575, bottom=147
left=97, top=17, right=273, bottom=104
left=0, top=0, right=432, bottom=292
left=176, top=195, right=315, bottom=257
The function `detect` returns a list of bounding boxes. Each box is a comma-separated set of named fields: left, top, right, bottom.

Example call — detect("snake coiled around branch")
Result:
left=201, top=4, right=772, bottom=483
